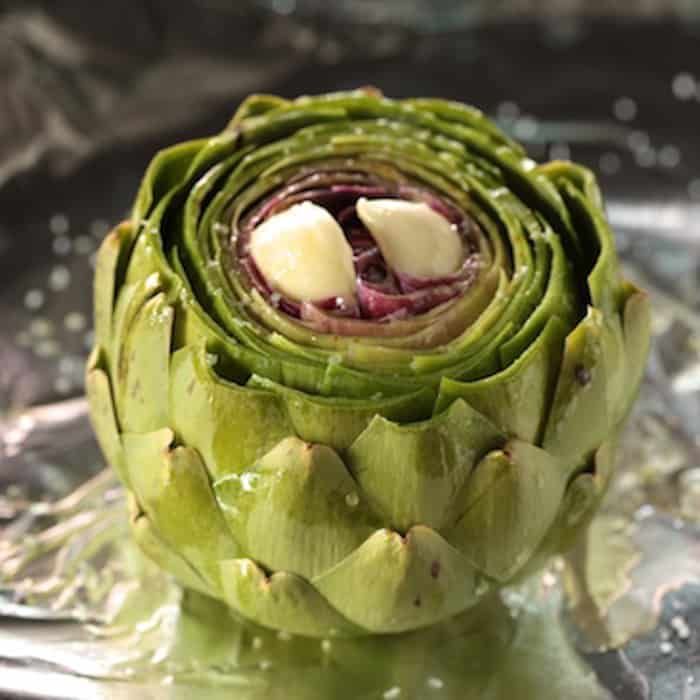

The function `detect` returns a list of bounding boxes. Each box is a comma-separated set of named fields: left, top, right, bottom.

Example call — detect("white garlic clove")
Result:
left=356, top=198, right=464, bottom=278
left=249, top=201, right=356, bottom=303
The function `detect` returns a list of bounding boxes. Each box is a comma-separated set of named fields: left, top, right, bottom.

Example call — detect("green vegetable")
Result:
left=87, top=89, right=650, bottom=637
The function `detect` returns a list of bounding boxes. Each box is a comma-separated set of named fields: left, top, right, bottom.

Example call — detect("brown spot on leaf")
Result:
left=430, top=560, right=440, bottom=579
left=574, top=364, right=591, bottom=386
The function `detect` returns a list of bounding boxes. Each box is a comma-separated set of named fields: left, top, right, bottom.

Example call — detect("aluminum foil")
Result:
left=1, top=3, right=700, bottom=698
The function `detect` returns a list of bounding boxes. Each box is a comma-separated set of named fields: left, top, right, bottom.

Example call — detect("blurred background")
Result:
left=1, top=0, right=699, bottom=412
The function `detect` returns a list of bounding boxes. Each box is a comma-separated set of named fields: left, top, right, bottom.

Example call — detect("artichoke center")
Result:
left=236, top=167, right=482, bottom=327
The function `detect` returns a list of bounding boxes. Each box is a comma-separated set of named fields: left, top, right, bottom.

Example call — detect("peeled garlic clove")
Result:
left=356, top=198, right=464, bottom=278
left=249, top=201, right=356, bottom=303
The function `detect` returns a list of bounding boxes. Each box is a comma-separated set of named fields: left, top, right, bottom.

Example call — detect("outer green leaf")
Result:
left=449, top=440, right=568, bottom=581
left=123, top=429, right=238, bottom=592
left=435, top=316, right=565, bottom=443
left=169, top=345, right=294, bottom=479
left=219, top=559, right=359, bottom=637
left=215, top=437, right=376, bottom=579
left=314, top=526, right=485, bottom=634
left=346, top=399, right=504, bottom=532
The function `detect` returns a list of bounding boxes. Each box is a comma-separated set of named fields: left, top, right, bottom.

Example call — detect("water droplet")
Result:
left=549, top=143, right=570, bottom=161
left=52, top=236, right=71, bottom=256
left=29, top=318, right=54, bottom=338
left=49, top=266, right=71, bottom=291
left=271, top=0, right=296, bottom=14
left=49, top=214, right=69, bottom=235
left=35, top=339, right=60, bottom=358
left=670, top=615, right=691, bottom=640
left=90, top=219, right=110, bottom=239
left=145, top=272, right=160, bottom=290
left=513, top=116, right=538, bottom=140
left=277, top=630, right=292, bottom=641
left=258, top=659, right=272, bottom=670
left=672, top=72, right=696, bottom=100
left=542, top=571, right=557, bottom=588
left=24, top=289, right=44, bottom=310
left=427, top=677, right=444, bottom=690
left=627, top=130, right=650, bottom=151
left=345, top=492, right=359, bottom=508
left=689, top=179, right=700, bottom=200
left=383, top=687, right=401, bottom=699
left=15, top=331, right=31, bottom=347
left=658, top=145, right=681, bottom=169
left=659, top=640, right=673, bottom=654
left=599, top=152, right=621, bottom=175
left=634, top=147, right=656, bottom=168
left=64, top=312, right=86, bottom=332
left=83, top=329, right=95, bottom=350
left=54, top=376, right=72, bottom=395
left=74, top=235, right=94, bottom=255
left=496, top=101, right=519, bottom=122
left=613, top=97, right=637, bottom=121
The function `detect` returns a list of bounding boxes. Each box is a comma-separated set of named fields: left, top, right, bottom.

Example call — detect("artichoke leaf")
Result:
left=620, top=284, right=651, bottom=419
left=219, top=559, right=360, bottom=637
left=214, top=437, right=377, bottom=580
left=122, top=429, right=239, bottom=592
left=435, top=315, right=566, bottom=443
left=85, top=348, right=125, bottom=485
left=93, top=221, right=133, bottom=351
left=247, top=374, right=434, bottom=451
left=117, top=292, right=174, bottom=434
left=346, top=399, right=505, bottom=532
left=314, top=526, right=485, bottom=634
left=130, top=507, right=214, bottom=598
left=542, top=307, right=626, bottom=469
left=449, top=439, right=568, bottom=581
left=169, top=345, right=294, bottom=479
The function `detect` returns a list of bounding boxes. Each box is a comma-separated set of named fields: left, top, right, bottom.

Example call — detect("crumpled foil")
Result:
left=1, top=3, right=700, bottom=698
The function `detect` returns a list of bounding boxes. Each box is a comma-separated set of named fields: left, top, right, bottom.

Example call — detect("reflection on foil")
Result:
left=1, top=263, right=700, bottom=697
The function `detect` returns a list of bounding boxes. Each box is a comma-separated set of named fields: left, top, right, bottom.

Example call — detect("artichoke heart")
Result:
left=87, top=88, right=650, bottom=637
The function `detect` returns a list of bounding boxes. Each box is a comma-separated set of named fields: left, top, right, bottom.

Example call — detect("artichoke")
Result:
left=86, top=89, right=650, bottom=637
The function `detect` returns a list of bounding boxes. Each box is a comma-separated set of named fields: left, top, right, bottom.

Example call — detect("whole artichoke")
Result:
left=87, top=89, right=650, bottom=637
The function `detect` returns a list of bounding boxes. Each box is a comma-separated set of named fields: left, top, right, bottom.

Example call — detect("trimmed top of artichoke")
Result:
left=356, top=198, right=464, bottom=278
left=249, top=201, right=356, bottom=303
